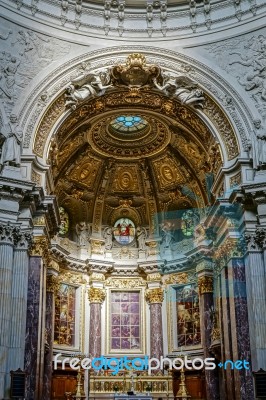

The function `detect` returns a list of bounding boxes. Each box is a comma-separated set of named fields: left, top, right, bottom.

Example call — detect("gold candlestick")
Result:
left=176, top=364, right=191, bottom=400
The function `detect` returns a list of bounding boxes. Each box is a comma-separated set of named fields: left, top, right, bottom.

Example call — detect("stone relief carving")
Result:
left=205, top=33, right=266, bottom=118
left=0, top=114, right=22, bottom=167
left=0, top=20, right=70, bottom=117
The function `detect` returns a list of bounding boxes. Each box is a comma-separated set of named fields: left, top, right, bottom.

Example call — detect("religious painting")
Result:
left=113, top=218, right=135, bottom=245
left=110, top=291, right=141, bottom=351
left=176, top=284, right=201, bottom=347
left=54, top=284, right=76, bottom=347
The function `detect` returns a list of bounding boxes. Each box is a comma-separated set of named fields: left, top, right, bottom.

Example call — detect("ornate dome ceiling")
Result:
left=2, top=0, right=265, bottom=40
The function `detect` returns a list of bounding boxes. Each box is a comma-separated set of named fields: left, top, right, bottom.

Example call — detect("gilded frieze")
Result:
left=164, top=272, right=188, bottom=284
left=105, top=278, right=146, bottom=288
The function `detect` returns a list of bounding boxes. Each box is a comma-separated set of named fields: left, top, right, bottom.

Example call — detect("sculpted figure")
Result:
left=0, top=114, right=22, bottom=167
left=161, top=221, right=175, bottom=248
left=253, top=119, right=266, bottom=168
left=65, top=68, right=112, bottom=108
left=103, top=226, right=113, bottom=250
left=76, top=221, right=89, bottom=246
left=153, top=72, right=204, bottom=107
left=136, top=226, right=147, bottom=250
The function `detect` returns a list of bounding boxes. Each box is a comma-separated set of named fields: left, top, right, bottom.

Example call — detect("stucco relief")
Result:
left=205, top=32, right=266, bottom=119
left=0, top=18, right=71, bottom=118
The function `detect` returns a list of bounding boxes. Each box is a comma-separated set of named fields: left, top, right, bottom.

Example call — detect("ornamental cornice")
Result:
left=164, top=272, right=188, bottom=285
left=88, top=287, right=106, bottom=304
left=58, top=270, right=87, bottom=285
left=145, top=288, right=164, bottom=304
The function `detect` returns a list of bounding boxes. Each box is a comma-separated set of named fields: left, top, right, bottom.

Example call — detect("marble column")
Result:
left=42, top=274, right=59, bottom=400
left=145, top=288, right=164, bottom=361
left=0, top=223, right=16, bottom=399
left=88, top=288, right=105, bottom=359
left=5, top=231, right=31, bottom=397
left=198, top=273, right=219, bottom=400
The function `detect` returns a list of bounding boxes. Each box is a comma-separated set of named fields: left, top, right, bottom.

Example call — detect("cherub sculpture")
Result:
left=65, top=68, right=112, bottom=109
left=153, top=72, right=204, bottom=107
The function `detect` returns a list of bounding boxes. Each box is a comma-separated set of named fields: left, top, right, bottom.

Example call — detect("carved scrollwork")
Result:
left=46, top=275, right=60, bottom=293
left=105, top=277, right=145, bottom=288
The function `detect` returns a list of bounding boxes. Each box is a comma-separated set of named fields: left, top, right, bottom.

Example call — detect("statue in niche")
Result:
left=161, top=221, right=175, bottom=248
left=103, top=226, right=113, bottom=250
left=0, top=56, right=20, bottom=100
left=152, top=72, right=205, bottom=107
left=252, top=119, right=266, bottom=168
left=0, top=114, right=22, bottom=167
left=136, top=226, right=147, bottom=251
left=76, top=221, right=89, bottom=246
left=65, top=67, right=112, bottom=109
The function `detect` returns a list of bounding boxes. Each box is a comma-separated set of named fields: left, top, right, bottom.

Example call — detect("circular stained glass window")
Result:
left=113, top=218, right=135, bottom=244
left=110, top=115, right=148, bottom=133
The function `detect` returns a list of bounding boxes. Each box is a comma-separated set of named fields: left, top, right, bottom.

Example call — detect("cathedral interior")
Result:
left=0, top=0, right=266, bottom=399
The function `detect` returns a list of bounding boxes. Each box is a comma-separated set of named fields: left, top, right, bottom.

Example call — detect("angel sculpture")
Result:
left=65, top=68, right=112, bottom=109
left=153, top=72, right=204, bottom=107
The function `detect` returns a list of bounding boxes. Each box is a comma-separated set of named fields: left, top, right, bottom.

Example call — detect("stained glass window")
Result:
left=181, top=210, right=199, bottom=238
left=54, top=284, right=76, bottom=347
left=176, top=284, right=201, bottom=347
left=110, top=115, right=148, bottom=133
left=113, top=218, right=135, bottom=245
left=110, top=291, right=140, bottom=351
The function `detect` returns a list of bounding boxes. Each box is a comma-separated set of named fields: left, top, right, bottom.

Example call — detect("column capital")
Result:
left=198, top=275, right=213, bottom=294
left=145, top=288, right=164, bottom=304
left=46, top=275, right=60, bottom=293
left=88, top=287, right=106, bottom=303
left=29, top=236, right=50, bottom=260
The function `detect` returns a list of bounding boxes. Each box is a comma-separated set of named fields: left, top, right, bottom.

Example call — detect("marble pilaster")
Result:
left=229, top=258, right=254, bottom=399
left=5, top=232, right=31, bottom=398
left=42, top=274, right=59, bottom=400
left=0, top=224, right=15, bottom=399
left=24, top=256, right=43, bottom=400
left=198, top=272, right=219, bottom=400
left=244, top=234, right=266, bottom=372
left=145, top=288, right=164, bottom=361
left=88, top=288, right=105, bottom=359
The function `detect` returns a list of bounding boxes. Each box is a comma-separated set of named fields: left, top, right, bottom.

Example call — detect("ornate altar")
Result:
left=89, top=369, right=173, bottom=399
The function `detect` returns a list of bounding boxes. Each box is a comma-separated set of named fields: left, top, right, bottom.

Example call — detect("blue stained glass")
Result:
left=111, top=115, right=148, bottom=134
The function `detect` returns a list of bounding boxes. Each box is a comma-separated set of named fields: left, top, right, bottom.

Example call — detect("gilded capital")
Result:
left=30, top=236, right=49, bottom=258
left=198, top=276, right=213, bottom=294
left=145, top=288, right=164, bottom=304
left=47, top=275, right=60, bottom=293
left=88, top=287, right=106, bottom=303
